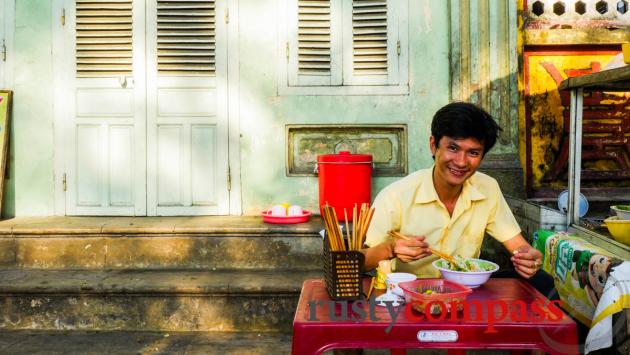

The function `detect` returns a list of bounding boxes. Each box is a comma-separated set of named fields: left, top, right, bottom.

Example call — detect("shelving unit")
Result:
left=559, top=65, right=630, bottom=259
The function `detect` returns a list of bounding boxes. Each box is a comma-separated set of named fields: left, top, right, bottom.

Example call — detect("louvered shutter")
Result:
left=352, top=0, right=387, bottom=75
left=157, top=0, right=216, bottom=76
left=288, top=0, right=342, bottom=86
left=76, top=0, right=133, bottom=77
left=343, top=0, right=400, bottom=85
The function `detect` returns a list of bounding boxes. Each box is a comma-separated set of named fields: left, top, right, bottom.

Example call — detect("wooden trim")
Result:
left=227, top=0, right=242, bottom=215
left=525, top=28, right=630, bottom=46
left=53, top=0, right=72, bottom=215
left=278, top=83, right=408, bottom=95
left=559, top=65, right=630, bottom=91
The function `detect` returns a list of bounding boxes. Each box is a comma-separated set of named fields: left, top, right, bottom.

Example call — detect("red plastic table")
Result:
left=292, top=279, right=578, bottom=355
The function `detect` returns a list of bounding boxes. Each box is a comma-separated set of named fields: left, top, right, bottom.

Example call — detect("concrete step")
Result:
left=0, top=269, right=321, bottom=332
left=0, top=216, right=324, bottom=270
left=0, top=330, right=293, bottom=355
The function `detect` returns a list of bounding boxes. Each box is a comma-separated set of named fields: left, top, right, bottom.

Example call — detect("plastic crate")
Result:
left=322, top=235, right=365, bottom=300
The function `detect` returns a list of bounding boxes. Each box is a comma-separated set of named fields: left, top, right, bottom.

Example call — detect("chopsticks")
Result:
left=387, top=229, right=460, bottom=266
left=352, top=203, right=375, bottom=251
left=322, top=204, right=345, bottom=251
left=322, top=203, right=375, bottom=251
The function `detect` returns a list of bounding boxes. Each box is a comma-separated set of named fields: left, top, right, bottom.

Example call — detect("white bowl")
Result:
left=611, top=205, right=630, bottom=220
left=432, top=258, right=499, bottom=288
left=385, top=272, right=417, bottom=297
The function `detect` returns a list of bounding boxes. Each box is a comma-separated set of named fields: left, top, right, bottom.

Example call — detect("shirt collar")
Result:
left=414, top=166, right=486, bottom=205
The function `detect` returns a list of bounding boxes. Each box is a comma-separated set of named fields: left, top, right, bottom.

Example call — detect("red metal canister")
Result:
left=317, top=151, right=372, bottom=221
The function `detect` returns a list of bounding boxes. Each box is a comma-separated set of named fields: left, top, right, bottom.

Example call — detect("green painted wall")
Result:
left=4, top=1, right=55, bottom=217
left=238, top=0, right=452, bottom=214
left=3, top=0, right=452, bottom=216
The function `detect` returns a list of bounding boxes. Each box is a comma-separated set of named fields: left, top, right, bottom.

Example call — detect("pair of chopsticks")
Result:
left=387, top=230, right=460, bottom=266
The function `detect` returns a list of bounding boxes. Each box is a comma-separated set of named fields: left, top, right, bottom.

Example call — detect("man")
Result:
left=363, top=102, right=542, bottom=279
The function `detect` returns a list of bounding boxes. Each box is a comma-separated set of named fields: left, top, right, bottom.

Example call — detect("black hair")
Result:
left=431, top=102, right=501, bottom=156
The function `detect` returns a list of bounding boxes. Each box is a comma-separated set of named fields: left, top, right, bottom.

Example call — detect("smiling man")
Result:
left=363, top=102, right=542, bottom=279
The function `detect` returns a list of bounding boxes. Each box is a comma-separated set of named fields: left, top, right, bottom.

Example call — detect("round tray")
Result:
left=262, top=210, right=312, bottom=224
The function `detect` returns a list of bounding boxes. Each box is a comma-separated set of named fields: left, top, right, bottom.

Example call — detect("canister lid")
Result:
left=317, top=151, right=372, bottom=163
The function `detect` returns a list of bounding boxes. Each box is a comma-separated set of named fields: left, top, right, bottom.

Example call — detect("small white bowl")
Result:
left=385, top=272, right=417, bottom=297
left=611, top=205, right=630, bottom=220
left=287, top=205, right=303, bottom=216
left=269, top=205, right=287, bottom=216
left=432, top=258, right=499, bottom=288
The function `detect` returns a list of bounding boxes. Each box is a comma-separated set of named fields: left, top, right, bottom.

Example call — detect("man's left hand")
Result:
left=511, top=245, right=543, bottom=279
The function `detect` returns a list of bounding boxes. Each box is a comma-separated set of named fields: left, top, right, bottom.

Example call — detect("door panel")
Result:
left=191, top=125, right=216, bottom=204
left=76, top=89, right=134, bottom=116
left=157, top=125, right=183, bottom=206
left=109, top=125, right=134, bottom=206
left=157, top=89, right=217, bottom=116
left=76, top=124, right=100, bottom=206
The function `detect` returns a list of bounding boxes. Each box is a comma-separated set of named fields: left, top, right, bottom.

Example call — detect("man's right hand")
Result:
left=393, top=236, right=431, bottom=263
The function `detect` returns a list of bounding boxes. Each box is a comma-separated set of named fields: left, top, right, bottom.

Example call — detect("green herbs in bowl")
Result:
left=436, top=257, right=497, bottom=272
left=432, top=258, right=499, bottom=288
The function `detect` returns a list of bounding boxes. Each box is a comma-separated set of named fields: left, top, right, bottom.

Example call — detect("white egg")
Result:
left=287, top=205, right=303, bottom=216
left=270, top=205, right=287, bottom=216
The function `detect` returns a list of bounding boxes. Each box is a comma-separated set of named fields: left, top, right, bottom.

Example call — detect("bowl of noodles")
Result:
left=432, top=257, right=499, bottom=288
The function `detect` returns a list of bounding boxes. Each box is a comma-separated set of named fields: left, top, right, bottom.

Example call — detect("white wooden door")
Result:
left=146, top=0, right=229, bottom=215
left=60, top=0, right=146, bottom=216
left=57, top=0, right=229, bottom=216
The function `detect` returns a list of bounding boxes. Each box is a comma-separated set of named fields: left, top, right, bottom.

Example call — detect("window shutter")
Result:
left=351, top=0, right=387, bottom=75
left=76, top=0, right=133, bottom=78
left=343, top=0, right=401, bottom=86
left=298, top=0, right=331, bottom=76
left=157, top=0, right=216, bottom=76
left=284, top=0, right=406, bottom=90
left=288, top=0, right=341, bottom=86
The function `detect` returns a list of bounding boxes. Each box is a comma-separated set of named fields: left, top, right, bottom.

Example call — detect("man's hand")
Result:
left=511, top=245, right=543, bottom=279
left=393, top=236, right=431, bottom=263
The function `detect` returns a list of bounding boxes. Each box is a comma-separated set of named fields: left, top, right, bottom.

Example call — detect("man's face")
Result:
left=430, top=136, right=484, bottom=188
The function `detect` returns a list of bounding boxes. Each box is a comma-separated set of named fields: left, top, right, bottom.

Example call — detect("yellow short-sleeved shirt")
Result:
left=365, top=167, right=521, bottom=278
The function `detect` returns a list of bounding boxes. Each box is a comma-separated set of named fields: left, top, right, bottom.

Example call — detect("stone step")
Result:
left=0, top=330, right=293, bottom=355
left=0, top=269, right=322, bottom=332
left=0, top=216, right=325, bottom=270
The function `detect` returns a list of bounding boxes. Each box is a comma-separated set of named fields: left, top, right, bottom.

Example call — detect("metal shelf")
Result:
left=559, top=64, right=630, bottom=254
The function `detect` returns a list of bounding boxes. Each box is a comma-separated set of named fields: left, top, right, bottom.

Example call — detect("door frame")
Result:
left=52, top=0, right=242, bottom=216
left=226, top=0, right=241, bottom=215
left=0, top=0, right=15, bottom=89
left=52, top=0, right=70, bottom=216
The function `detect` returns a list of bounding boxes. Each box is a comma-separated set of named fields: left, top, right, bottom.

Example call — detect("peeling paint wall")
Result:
left=236, top=0, right=451, bottom=214
left=3, top=1, right=54, bottom=217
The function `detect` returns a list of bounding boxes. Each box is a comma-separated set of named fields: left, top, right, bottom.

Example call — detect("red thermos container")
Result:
left=317, top=151, right=372, bottom=221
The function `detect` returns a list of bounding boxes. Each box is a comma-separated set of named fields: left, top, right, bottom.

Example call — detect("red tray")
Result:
left=262, top=210, right=312, bottom=224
